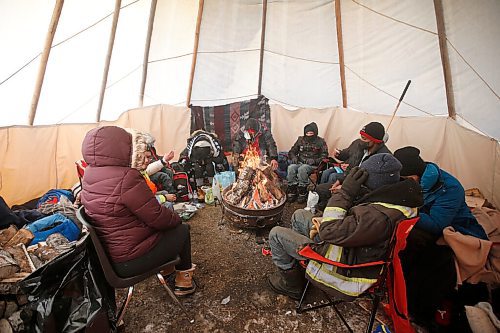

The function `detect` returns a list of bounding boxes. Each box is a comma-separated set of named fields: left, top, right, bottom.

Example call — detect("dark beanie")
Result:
left=394, top=146, right=427, bottom=177
left=360, top=153, right=402, bottom=190
left=360, top=122, right=385, bottom=143
left=245, top=118, right=260, bottom=132
left=304, top=122, right=318, bottom=136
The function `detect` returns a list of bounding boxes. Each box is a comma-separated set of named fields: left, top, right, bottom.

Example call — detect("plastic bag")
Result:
left=20, top=233, right=116, bottom=333
left=306, top=191, right=319, bottom=214
left=212, top=171, right=236, bottom=202
left=201, top=186, right=214, bottom=205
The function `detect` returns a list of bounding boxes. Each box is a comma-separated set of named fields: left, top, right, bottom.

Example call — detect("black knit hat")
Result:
left=394, top=146, right=427, bottom=177
left=360, top=153, right=402, bottom=190
left=360, top=122, right=385, bottom=143
left=304, top=122, right=318, bottom=136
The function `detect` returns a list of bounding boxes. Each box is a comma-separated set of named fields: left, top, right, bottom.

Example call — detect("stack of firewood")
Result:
left=224, top=164, right=284, bottom=209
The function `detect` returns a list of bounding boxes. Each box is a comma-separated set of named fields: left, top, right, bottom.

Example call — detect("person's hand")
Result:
left=340, top=163, right=349, bottom=171
left=334, top=149, right=340, bottom=157
left=270, top=159, right=278, bottom=170
left=164, top=150, right=175, bottom=163
left=165, top=193, right=176, bottom=202
left=306, top=158, right=316, bottom=166
left=309, top=217, right=322, bottom=239
left=329, top=180, right=341, bottom=193
left=290, top=157, right=298, bottom=164
left=341, top=166, right=368, bottom=198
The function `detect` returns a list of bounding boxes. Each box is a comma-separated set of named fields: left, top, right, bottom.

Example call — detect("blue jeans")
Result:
left=320, top=168, right=345, bottom=184
left=268, top=209, right=314, bottom=270
left=287, top=163, right=314, bottom=187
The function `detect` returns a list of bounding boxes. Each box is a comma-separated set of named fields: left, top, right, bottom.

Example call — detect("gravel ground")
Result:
left=117, top=201, right=402, bottom=333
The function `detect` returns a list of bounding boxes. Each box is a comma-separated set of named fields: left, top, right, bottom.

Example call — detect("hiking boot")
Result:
left=174, top=264, right=197, bottom=296
left=268, top=266, right=305, bottom=300
left=287, top=184, right=298, bottom=203
left=296, top=186, right=308, bottom=204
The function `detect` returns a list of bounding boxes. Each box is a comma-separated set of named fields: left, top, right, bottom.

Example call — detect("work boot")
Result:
left=174, top=264, right=196, bottom=296
left=296, top=185, right=308, bottom=204
left=287, top=184, right=298, bottom=203
left=268, top=266, right=305, bottom=300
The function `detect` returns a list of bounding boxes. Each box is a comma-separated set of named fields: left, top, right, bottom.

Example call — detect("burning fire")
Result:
left=224, top=146, right=285, bottom=209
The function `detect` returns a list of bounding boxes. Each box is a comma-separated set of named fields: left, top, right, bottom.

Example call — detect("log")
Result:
left=5, top=229, right=34, bottom=247
left=4, top=245, right=31, bottom=273
left=0, top=225, right=18, bottom=247
left=0, top=250, right=20, bottom=279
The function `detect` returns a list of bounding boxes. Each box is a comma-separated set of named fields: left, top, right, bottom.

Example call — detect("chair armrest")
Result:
left=298, top=244, right=385, bottom=269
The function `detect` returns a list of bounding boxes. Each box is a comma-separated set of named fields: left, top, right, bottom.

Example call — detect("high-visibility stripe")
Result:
left=371, top=203, right=418, bottom=218
left=322, top=206, right=346, bottom=221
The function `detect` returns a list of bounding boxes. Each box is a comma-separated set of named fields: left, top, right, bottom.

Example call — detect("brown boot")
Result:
left=160, top=265, right=175, bottom=277
left=174, top=264, right=196, bottom=296
left=268, top=266, right=305, bottom=300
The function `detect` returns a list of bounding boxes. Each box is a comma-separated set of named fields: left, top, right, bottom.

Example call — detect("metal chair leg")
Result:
left=365, top=293, right=380, bottom=333
left=296, top=280, right=310, bottom=313
left=116, top=286, right=134, bottom=326
left=156, top=273, right=195, bottom=323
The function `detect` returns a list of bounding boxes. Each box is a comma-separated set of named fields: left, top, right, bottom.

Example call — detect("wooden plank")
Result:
left=28, top=0, right=64, bottom=125
left=186, top=0, right=205, bottom=107
left=139, top=0, right=158, bottom=107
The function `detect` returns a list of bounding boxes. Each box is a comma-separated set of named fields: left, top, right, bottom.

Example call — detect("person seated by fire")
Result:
left=315, top=121, right=391, bottom=212
left=266, top=153, right=423, bottom=300
left=232, top=118, right=279, bottom=172
left=178, top=129, right=229, bottom=195
left=81, top=126, right=196, bottom=296
left=286, top=122, right=328, bottom=204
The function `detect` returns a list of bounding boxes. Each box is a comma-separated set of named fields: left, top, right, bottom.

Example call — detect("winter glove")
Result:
left=290, top=156, right=298, bottom=164
left=340, top=166, right=368, bottom=199
left=306, top=158, right=316, bottom=166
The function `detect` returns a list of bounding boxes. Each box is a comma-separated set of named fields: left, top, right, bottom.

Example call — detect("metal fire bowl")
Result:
left=221, top=187, right=286, bottom=229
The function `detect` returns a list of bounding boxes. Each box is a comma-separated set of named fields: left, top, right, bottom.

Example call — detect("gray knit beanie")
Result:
left=360, top=153, right=402, bottom=190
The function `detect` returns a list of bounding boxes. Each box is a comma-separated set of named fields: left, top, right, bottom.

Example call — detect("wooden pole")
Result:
left=186, top=0, right=205, bottom=107
left=139, top=0, right=158, bottom=107
left=434, top=0, right=456, bottom=119
left=96, top=0, right=122, bottom=122
left=28, top=0, right=64, bottom=125
left=257, top=0, right=268, bottom=96
left=335, top=0, right=347, bottom=108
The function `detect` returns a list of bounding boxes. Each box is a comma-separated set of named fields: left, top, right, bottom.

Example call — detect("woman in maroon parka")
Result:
left=81, top=126, right=195, bottom=296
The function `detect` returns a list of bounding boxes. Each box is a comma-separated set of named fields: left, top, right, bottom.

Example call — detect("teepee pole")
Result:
left=434, top=0, right=456, bottom=120
left=257, top=0, right=268, bottom=96
left=28, top=0, right=64, bottom=126
left=335, top=0, right=347, bottom=108
left=139, top=0, right=158, bottom=107
left=96, top=0, right=121, bottom=122
left=186, top=0, right=205, bottom=107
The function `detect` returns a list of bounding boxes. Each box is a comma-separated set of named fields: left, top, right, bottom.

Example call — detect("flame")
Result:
left=239, top=145, right=261, bottom=170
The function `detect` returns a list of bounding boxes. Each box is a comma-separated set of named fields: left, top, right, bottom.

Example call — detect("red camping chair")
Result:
left=296, top=217, right=419, bottom=333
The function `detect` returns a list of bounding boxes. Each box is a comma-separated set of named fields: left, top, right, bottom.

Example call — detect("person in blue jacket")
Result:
left=394, top=146, right=488, bottom=329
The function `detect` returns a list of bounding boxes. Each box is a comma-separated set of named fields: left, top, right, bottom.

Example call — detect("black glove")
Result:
left=290, top=157, right=298, bottom=164
left=306, top=158, right=316, bottom=166
left=340, top=166, right=368, bottom=198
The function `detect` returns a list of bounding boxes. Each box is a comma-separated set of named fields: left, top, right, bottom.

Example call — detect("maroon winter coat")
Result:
left=81, top=126, right=181, bottom=263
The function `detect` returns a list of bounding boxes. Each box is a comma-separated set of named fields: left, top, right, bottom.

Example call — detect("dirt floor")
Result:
left=117, top=200, right=402, bottom=333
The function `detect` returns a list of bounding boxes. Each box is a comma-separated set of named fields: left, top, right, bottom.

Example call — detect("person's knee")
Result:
left=269, top=226, right=287, bottom=246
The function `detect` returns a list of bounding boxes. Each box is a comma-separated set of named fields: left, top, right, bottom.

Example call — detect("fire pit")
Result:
left=221, top=148, right=286, bottom=228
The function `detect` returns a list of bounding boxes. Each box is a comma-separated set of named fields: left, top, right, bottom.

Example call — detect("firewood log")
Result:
left=0, top=250, right=20, bottom=279
left=5, top=229, right=34, bottom=248
left=0, top=225, right=18, bottom=247
left=4, top=245, right=31, bottom=273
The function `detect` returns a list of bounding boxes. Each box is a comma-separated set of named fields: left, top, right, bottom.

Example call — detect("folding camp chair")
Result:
left=76, top=207, right=194, bottom=325
left=308, top=157, right=339, bottom=190
left=296, top=217, right=419, bottom=333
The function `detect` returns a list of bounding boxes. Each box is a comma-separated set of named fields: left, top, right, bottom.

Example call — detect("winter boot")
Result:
left=287, top=184, right=298, bottom=203
left=296, top=185, right=308, bottom=204
left=174, top=264, right=197, bottom=296
left=268, top=266, right=305, bottom=300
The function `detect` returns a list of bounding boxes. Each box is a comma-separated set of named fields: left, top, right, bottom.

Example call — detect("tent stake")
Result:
left=96, top=0, right=121, bottom=122
left=28, top=0, right=64, bottom=126
left=434, top=0, right=456, bottom=120
left=139, top=0, right=158, bottom=107
left=335, top=0, right=347, bottom=108
left=257, top=0, right=268, bottom=96
left=186, top=0, right=205, bottom=107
